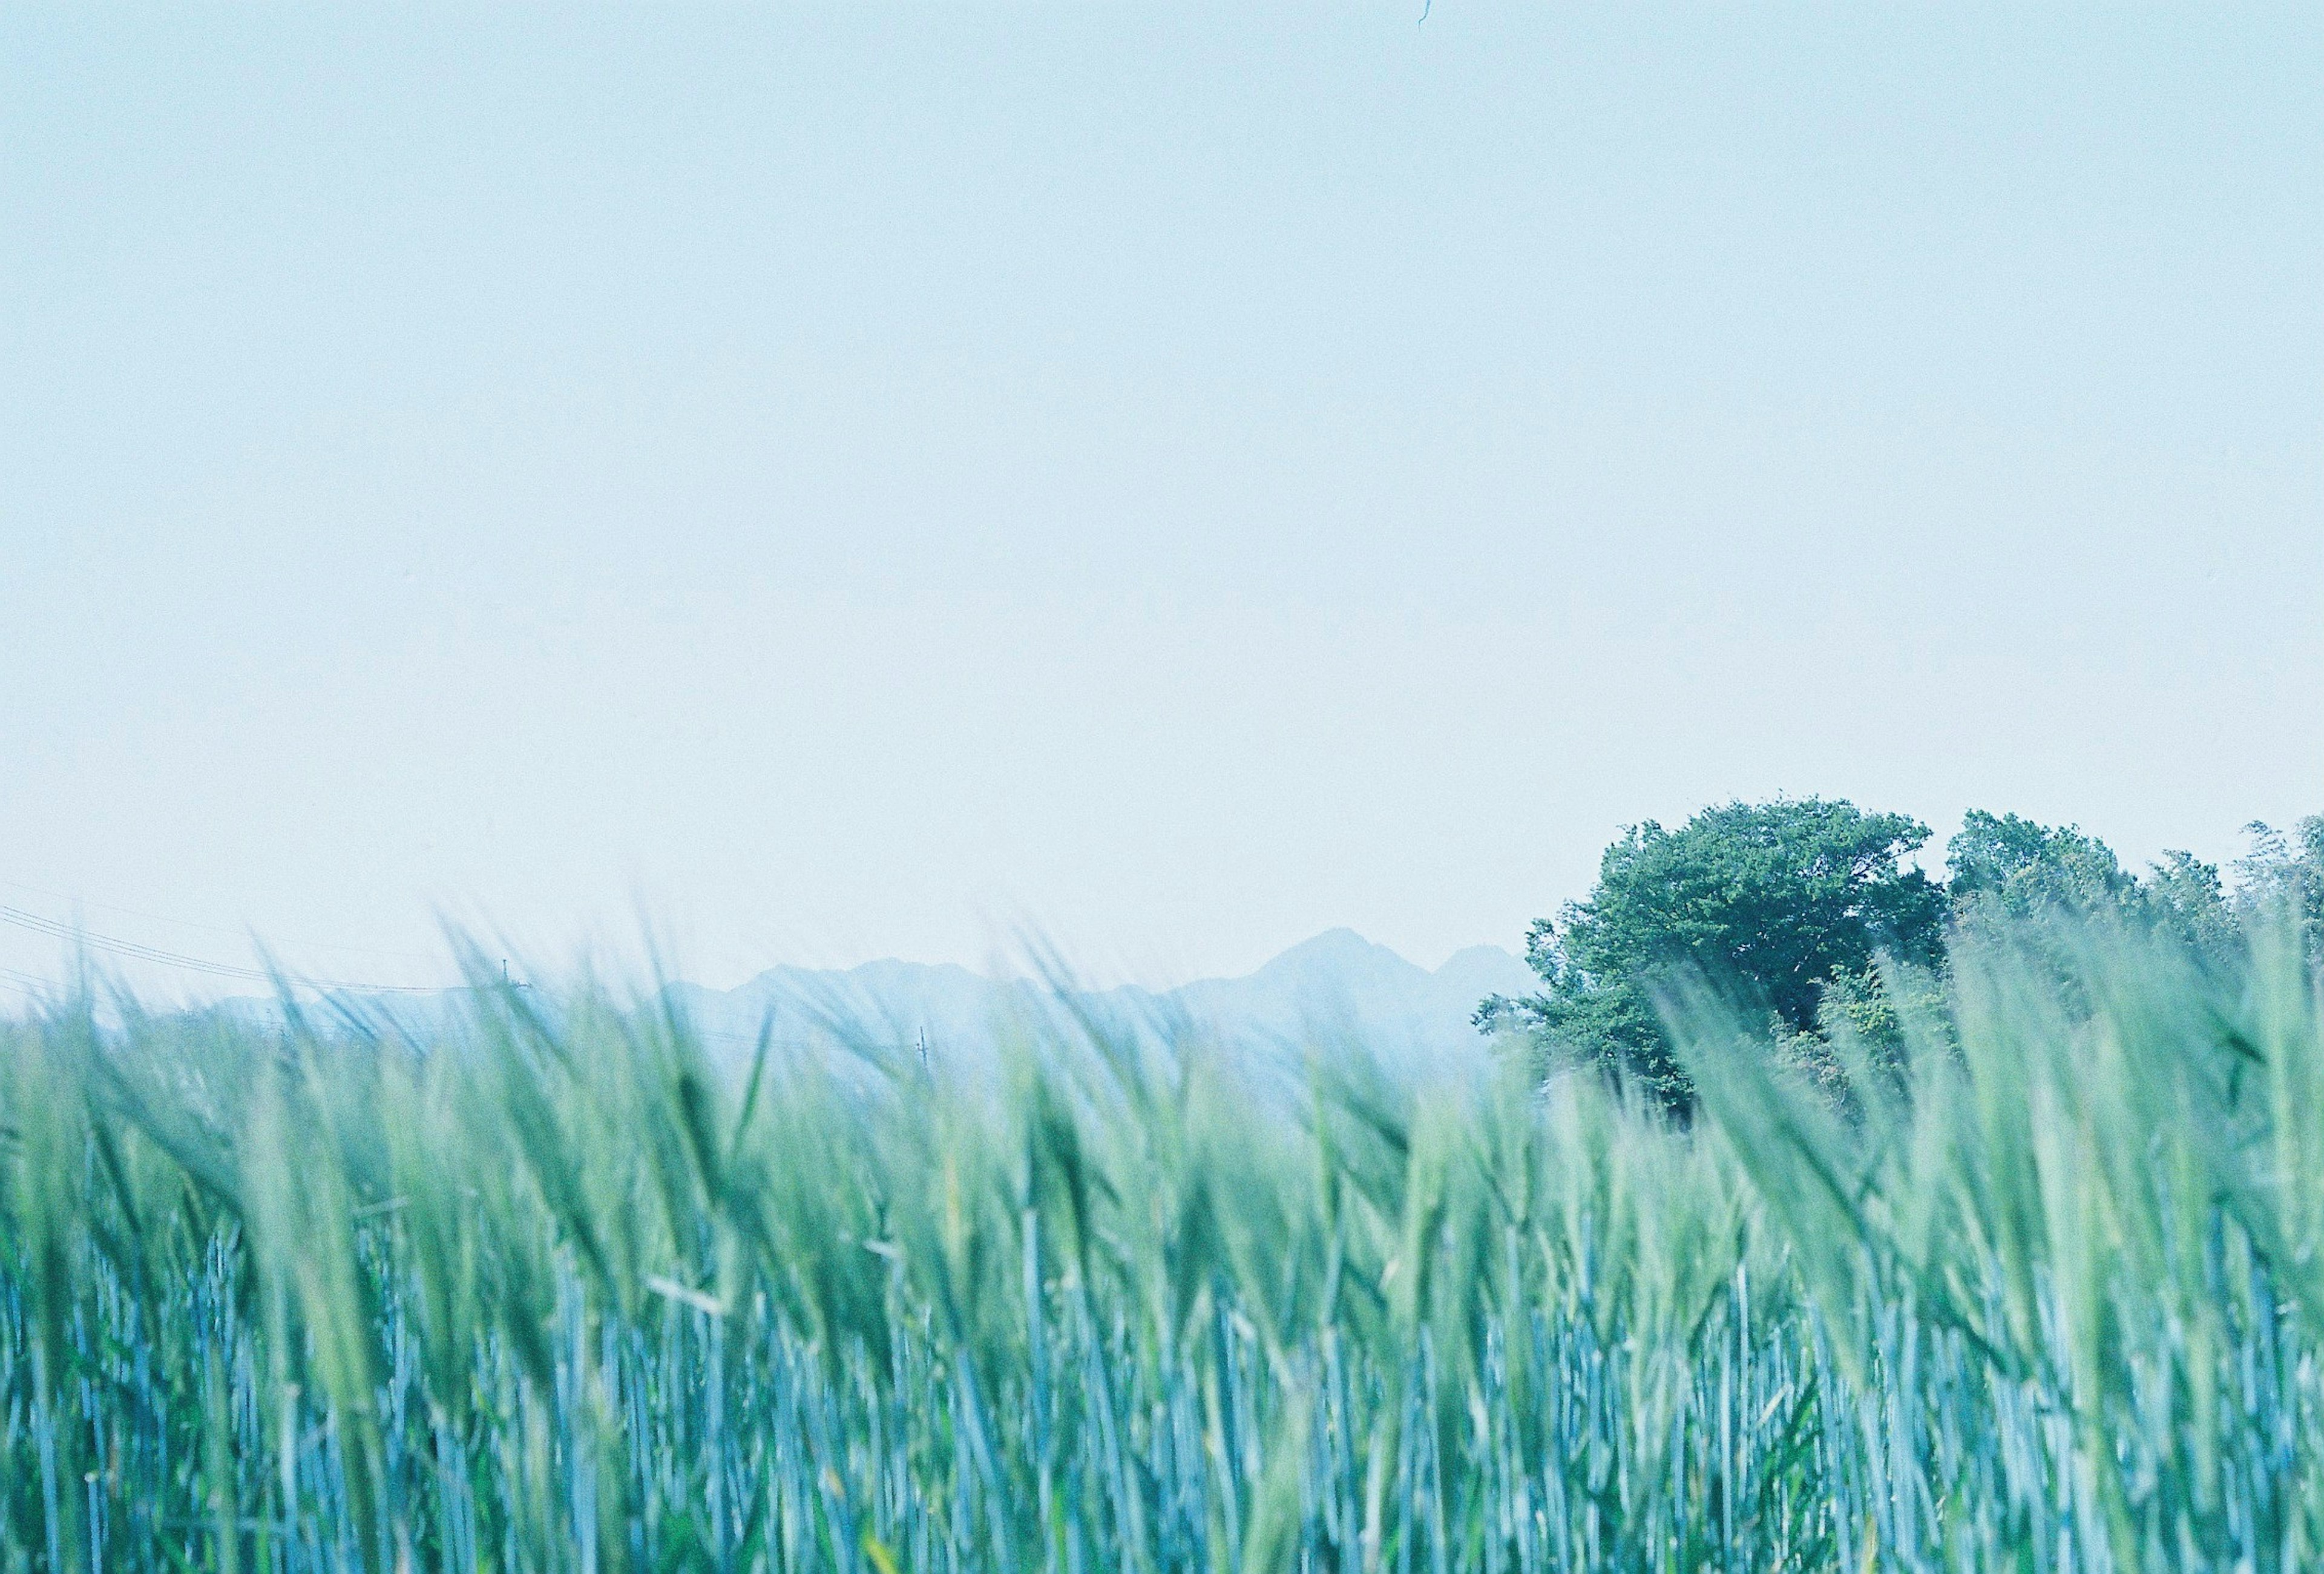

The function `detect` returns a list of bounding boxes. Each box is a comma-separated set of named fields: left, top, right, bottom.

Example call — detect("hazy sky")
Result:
left=4, top=4, right=2320, bottom=998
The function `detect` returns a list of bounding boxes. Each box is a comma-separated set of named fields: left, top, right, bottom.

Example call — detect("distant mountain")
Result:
left=191, top=932, right=1537, bottom=1082
left=666, top=929, right=1536, bottom=1078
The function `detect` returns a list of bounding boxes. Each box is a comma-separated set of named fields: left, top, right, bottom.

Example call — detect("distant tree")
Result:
left=1479, top=799, right=1946, bottom=1112
left=1943, top=811, right=2135, bottom=916
left=2142, top=848, right=2239, bottom=957
left=2234, top=815, right=2324, bottom=963
left=1944, top=809, right=2236, bottom=955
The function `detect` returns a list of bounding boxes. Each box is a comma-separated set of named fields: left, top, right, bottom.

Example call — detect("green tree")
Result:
left=1480, top=799, right=1945, bottom=1111
left=2142, top=848, right=2239, bottom=956
left=2234, top=815, right=2324, bottom=963
left=1945, top=809, right=2236, bottom=956
left=1943, top=810, right=2134, bottom=916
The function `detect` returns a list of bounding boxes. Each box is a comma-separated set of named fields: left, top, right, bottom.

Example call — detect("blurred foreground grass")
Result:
left=2, top=921, right=2321, bottom=1572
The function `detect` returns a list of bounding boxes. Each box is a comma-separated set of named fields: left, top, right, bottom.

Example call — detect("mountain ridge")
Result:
left=197, top=931, right=1536, bottom=1076
left=679, top=930, right=1535, bottom=1072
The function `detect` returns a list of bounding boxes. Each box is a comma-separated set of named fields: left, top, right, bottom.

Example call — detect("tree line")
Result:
left=1480, top=799, right=2324, bottom=1111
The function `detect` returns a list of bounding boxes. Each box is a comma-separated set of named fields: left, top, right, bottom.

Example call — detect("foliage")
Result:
left=2141, top=848, right=2240, bottom=954
left=1489, top=803, right=2285, bottom=1107
left=1945, top=809, right=2237, bottom=955
left=5, top=918, right=2323, bottom=1571
left=1479, top=799, right=1945, bottom=1110
left=2237, top=815, right=2324, bottom=963
left=1943, top=808, right=2139, bottom=915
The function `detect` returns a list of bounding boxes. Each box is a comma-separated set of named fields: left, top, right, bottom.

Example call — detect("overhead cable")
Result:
left=0, top=902, right=442, bottom=995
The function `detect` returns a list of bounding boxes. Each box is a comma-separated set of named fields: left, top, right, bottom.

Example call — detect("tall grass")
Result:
left=1, top=920, right=2319, bottom=1571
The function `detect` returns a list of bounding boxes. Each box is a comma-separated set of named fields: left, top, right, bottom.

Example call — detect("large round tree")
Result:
left=1481, top=798, right=1946, bottom=1110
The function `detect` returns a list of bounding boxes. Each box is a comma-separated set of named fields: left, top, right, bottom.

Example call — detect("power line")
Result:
left=0, top=903, right=274, bottom=980
left=0, top=875, right=436, bottom=965
left=0, top=958, right=59, bottom=1007
left=0, top=903, right=444, bottom=995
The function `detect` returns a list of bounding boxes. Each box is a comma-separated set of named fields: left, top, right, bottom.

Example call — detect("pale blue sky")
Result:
left=3, top=4, right=2319, bottom=996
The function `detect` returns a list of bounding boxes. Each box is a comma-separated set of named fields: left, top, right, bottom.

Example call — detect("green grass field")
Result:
left=3, top=920, right=2319, bottom=1571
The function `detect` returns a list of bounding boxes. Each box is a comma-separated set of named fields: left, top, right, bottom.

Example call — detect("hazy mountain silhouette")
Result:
left=663, top=928, right=1534, bottom=1074
left=195, top=930, right=1534, bottom=1078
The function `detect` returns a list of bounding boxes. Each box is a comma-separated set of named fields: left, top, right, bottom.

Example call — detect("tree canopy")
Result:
left=1483, top=799, right=2307, bottom=1110
left=2236, top=815, right=2324, bottom=963
left=1944, top=808, right=2238, bottom=954
left=1479, top=799, right=1944, bottom=1110
left=1944, top=809, right=2136, bottom=915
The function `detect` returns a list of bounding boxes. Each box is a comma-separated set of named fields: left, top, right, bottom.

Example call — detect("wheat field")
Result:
left=2, top=920, right=2319, bottom=1572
